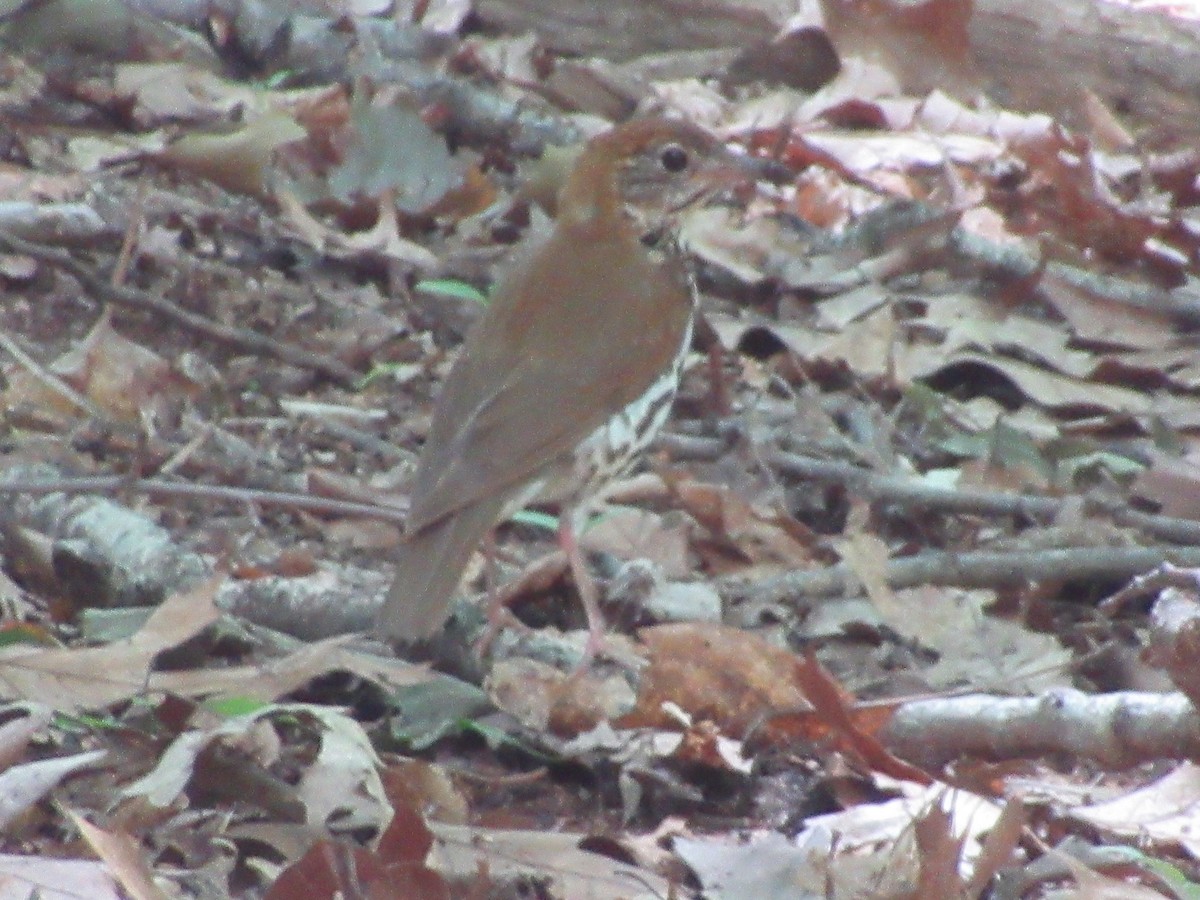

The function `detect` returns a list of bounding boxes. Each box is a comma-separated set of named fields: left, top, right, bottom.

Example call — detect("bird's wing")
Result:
left=405, top=219, right=691, bottom=530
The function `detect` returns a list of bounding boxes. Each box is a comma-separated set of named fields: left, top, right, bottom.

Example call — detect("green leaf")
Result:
left=508, top=508, right=611, bottom=533
left=54, top=711, right=119, bottom=732
left=415, top=278, right=489, bottom=305
left=384, top=678, right=493, bottom=750
left=458, top=718, right=554, bottom=760
left=509, top=509, right=559, bottom=532
left=356, top=361, right=411, bottom=390
left=265, top=69, right=295, bottom=89
left=0, top=623, right=57, bottom=649
left=204, top=696, right=270, bottom=718
left=1104, top=846, right=1200, bottom=899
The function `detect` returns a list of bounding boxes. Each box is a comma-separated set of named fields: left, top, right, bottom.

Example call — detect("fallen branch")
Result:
left=0, top=202, right=109, bottom=245
left=724, top=545, right=1200, bottom=606
left=882, top=689, right=1200, bottom=768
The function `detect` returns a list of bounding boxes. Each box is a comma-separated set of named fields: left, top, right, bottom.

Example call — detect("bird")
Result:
left=377, top=117, right=755, bottom=649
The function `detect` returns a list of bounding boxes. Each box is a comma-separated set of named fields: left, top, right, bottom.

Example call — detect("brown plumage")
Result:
left=377, top=118, right=749, bottom=642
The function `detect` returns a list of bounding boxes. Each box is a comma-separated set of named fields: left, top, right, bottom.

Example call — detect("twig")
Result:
left=724, top=544, right=1200, bottom=605
left=0, top=331, right=109, bottom=421
left=658, top=433, right=1200, bottom=546
left=949, top=226, right=1200, bottom=326
left=1098, top=563, right=1200, bottom=615
left=0, top=230, right=363, bottom=386
left=0, top=474, right=406, bottom=524
left=767, top=448, right=1200, bottom=545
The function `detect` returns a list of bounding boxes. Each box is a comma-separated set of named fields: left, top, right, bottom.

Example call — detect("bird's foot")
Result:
left=473, top=549, right=570, bottom=657
left=472, top=605, right=529, bottom=658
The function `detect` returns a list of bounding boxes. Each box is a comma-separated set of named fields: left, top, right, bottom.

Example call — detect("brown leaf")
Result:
left=821, top=0, right=979, bottom=97
left=1132, top=453, right=1200, bottom=520
left=618, top=624, right=813, bottom=737
left=0, top=577, right=222, bottom=711
left=161, top=113, right=306, bottom=197
left=4, top=312, right=186, bottom=424
left=790, top=652, right=931, bottom=782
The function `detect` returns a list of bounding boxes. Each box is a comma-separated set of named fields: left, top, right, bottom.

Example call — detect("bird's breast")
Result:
left=524, top=308, right=694, bottom=512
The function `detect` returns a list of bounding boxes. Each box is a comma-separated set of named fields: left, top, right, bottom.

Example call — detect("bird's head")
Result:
left=558, top=118, right=766, bottom=237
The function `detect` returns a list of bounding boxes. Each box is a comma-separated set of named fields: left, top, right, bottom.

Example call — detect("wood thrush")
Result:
left=378, top=117, right=752, bottom=645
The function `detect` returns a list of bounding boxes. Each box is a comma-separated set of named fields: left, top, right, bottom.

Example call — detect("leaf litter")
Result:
left=0, top=0, right=1200, bottom=895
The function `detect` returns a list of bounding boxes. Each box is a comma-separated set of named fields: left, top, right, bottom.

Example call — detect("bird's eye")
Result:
left=659, top=144, right=689, bottom=173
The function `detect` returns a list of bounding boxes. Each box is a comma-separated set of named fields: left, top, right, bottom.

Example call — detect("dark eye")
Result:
left=659, top=144, right=689, bottom=173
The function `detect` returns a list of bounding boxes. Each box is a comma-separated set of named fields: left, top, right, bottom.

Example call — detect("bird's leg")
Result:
left=474, top=530, right=529, bottom=657
left=559, top=507, right=607, bottom=666
left=483, top=528, right=499, bottom=596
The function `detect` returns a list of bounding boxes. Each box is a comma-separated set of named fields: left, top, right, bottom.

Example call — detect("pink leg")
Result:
left=474, top=530, right=529, bottom=657
left=558, top=510, right=607, bottom=665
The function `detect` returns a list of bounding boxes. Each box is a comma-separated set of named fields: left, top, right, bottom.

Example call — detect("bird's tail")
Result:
left=376, top=493, right=510, bottom=641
